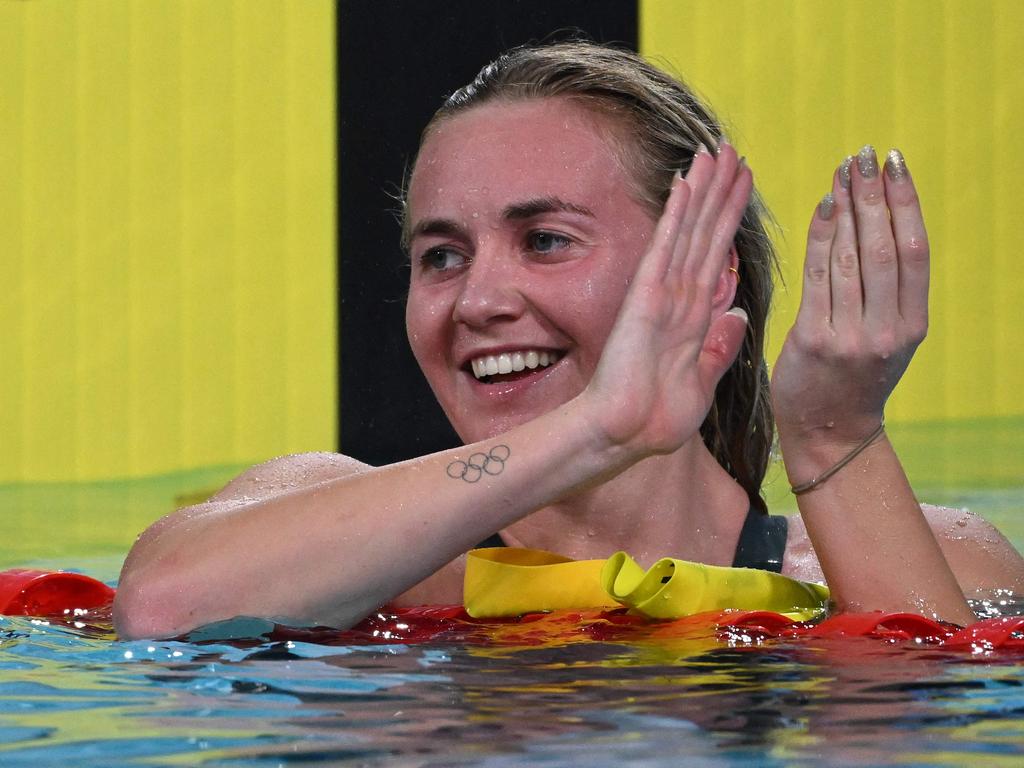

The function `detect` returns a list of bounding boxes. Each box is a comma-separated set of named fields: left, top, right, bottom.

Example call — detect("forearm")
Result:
left=780, top=428, right=974, bottom=625
left=114, top=395, right=635, bottom=639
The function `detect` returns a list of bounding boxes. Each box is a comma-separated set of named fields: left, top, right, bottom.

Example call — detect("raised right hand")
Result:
left=581, top=143, right=753, bottom=456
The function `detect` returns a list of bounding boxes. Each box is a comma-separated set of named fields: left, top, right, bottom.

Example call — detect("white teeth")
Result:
left=469, top=350, right=560, bottom=380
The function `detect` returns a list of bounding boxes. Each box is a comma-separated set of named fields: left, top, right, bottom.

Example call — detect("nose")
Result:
left=451, top=248, right=527, bottom=327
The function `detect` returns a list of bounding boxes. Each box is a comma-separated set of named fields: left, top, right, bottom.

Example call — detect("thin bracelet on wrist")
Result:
left=790, top=420, right=886, bottom=495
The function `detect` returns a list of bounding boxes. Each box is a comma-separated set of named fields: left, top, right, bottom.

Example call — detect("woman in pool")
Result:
left=114, top=42, right=1024, bottom=639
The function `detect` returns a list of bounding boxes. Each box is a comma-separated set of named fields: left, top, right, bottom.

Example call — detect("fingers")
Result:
left=698, top=307, right=749, bottom=393
left=703, top=160, right=752, bottom=287
left=799, top=184, right=838, bottom=327
left=635, top=171, right=691, bottom=284
left=883, top=149, right=929, bottom=331
left=672, top=141, right=742, bottom=281
left=850, top=146, right=898, bottom=329
left=801, top=145, right=929, bottom=342
left=828, top=156, right=864, bottom=327
left=642, top=142, right=749, bottom=294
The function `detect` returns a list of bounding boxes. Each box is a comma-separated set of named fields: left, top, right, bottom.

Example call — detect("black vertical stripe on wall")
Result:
left=337, top=0, right=638, bottom=465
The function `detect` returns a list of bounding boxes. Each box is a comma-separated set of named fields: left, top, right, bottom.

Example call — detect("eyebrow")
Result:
left=502, top=197, right=595, bottom=220
left=408, top=196, right=595, bottom=243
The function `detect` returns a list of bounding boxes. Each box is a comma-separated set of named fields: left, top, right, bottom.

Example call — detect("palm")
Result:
left=583, top=146, right=752, bottom=456
left=773, top=147, right=929, bottom=448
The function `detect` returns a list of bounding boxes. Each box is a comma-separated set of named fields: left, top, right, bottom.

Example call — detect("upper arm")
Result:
left=125, top=452, right=372, bottom=563
left=922, top=504, right=1024, bottom=595
left=209, top=452, right=372, bottom=504
left=783, top=505, right=1024, bottom=597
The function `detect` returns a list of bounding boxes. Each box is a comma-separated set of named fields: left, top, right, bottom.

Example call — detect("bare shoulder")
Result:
left=782, top=506, right=1024, bottom=594
left=920, top=503, right=1024, bottom=594
left=209, top=452, right=373, bottom=504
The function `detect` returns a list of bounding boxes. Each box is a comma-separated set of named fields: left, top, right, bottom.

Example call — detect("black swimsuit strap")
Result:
left=731, top=508, right=788, bottom=573
left=475, top=532, right=506, bottom=549
left=476, top=507, right=788, bottom=573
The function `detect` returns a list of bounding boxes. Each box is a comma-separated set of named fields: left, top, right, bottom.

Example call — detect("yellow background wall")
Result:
left=0, top=0, right=336, bottom=484
left=3, top=0, right=1020, bottom=488
left=642, top=0, right=1024, bottom=423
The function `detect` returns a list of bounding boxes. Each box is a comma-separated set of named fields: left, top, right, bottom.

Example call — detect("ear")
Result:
left=711, top=246, right=740, bottom=314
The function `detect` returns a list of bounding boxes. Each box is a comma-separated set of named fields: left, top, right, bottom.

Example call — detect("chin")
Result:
left=449, top=409, right=542, bottom=446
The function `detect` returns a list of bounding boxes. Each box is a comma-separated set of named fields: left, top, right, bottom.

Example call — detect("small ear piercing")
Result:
left=728, top=266, right=740, bottom=285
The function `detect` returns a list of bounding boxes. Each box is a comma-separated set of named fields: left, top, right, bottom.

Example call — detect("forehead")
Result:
left=407, top=98, right=636, bottom=217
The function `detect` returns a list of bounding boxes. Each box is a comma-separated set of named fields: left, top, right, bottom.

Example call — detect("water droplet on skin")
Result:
left=825, top=421, right=835, bottom=429
left=472, top=212, right=479, bottom=219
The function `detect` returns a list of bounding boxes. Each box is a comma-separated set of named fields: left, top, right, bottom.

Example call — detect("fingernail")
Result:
left=884, top=148, right=908, bottom=181
left=726, top=306, right=748, bottom=323
left=716, top=138, right=731, bottom=155
left=696, top=142, right=711, bottom=156
left=839, top=157, right=854, bottom=189
left=857, top=145, right=879, bottom=178
left=818, top=193, right=836, bottom=220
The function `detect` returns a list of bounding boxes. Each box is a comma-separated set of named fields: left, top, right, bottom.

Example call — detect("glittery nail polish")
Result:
left=818, top=193, right=836, bottom=220
left=885, top=148, right=908, bottom=181
left=839, top=157, right=854, bottom=190
left=857, top=145, right=879, bottom=178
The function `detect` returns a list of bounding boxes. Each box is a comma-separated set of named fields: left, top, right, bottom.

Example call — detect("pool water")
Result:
left=1, top=418, right=1022, bottom=765
left=2, top=605, right=1023, bottom=766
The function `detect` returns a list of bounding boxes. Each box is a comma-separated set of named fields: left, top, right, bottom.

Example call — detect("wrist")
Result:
left=779, top=419, right=888, bottom=491
left=567, top=390, right=654, bottom=470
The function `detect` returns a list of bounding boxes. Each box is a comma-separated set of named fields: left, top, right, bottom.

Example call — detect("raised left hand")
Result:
left=772, top=146, right=929, bottom=467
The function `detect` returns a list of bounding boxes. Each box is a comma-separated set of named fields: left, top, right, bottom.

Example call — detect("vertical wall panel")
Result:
left=127, top=1, right=185, bottom=474
left=0, top=12, right=26, bottom=479
left=993, top=2, right=1024, bottom=415
left=179, top=1, right=238, bottom=468
left=1, top=0, right=336, bottom=483
left=285, top=8, right=336, bottom=452
left=22, top=6, right=80, bottom=477
left=335, top=0, right=638, bottom=465
left=641, top=0, right=1024, bottom=424
left=76, top=9, right=133, bottom=476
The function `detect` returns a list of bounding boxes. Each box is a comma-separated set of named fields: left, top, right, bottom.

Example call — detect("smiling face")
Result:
left=404, top=98, right=659, bottom=443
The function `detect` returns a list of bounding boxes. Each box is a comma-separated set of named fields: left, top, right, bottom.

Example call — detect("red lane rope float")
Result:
left=0, top=569, right=115, bottom=618
left=1, top=569, right=1021, bottom=652
left=275, top=605, right=1024, bottom=653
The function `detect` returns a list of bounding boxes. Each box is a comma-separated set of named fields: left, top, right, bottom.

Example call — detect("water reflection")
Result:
left=1, top=615, right=1023, bottom=766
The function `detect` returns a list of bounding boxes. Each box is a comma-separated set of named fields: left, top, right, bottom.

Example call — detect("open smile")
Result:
left=468, top=349, right=563, bottom=384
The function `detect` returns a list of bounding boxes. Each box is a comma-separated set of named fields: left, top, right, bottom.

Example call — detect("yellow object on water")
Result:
left=464, top=548, right=619, bottom=617
left=465, top=548, right=830, bottom=622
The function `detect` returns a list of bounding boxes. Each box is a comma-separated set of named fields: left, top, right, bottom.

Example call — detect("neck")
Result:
left=502, top=438, right=751, bottom=567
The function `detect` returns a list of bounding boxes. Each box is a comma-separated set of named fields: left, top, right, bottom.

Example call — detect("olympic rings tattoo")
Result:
left=446, top=445, right=511, bottom=483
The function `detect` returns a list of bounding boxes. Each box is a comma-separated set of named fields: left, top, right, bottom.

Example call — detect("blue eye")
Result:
left=527, top=231, right=572, bottom=254
left=420, top=247, right=466, bottom=272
